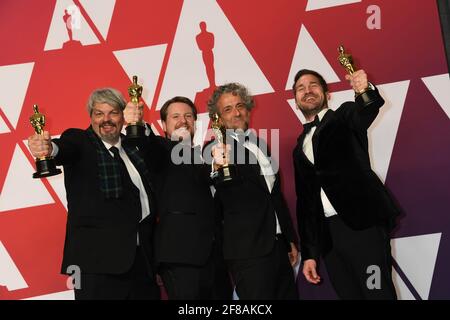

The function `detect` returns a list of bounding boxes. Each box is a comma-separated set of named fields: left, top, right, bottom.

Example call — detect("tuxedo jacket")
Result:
left=53, top=128, right=157, bottom=276
left=293, top=89, right=401, bottom=261
left=136, top=133, right=219, bottom=266
left=205, top=135, right=298, bottom=261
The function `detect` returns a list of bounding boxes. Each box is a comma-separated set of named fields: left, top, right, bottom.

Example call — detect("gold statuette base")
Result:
left=213, top=164, right=240, bottom=186
left=355, top=85, right=378, bottom=108
left=33, top=157, right=62, bottom=178
left=125, top=122, right=146, bottom=139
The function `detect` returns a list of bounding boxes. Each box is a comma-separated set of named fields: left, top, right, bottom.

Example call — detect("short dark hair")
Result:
left=292, top=69, right=329, bottom=94
left=160, top=96, right=198, bottom=122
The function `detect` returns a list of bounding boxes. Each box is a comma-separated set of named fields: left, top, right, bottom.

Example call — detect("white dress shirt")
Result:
left=103, top=138, right=150, bottom=223
left=231, top=131, right=282, bottom=234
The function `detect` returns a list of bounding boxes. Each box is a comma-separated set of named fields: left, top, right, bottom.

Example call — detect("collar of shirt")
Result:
left=305, top=107, right=329, bottom=125
left=229, top=129, right=252, bottom=143
left=302, top=107, right=329, bottom=138
left=103, top=137, right=122, bottom=155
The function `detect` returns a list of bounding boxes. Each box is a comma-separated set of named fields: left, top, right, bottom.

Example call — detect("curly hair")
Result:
left=207, top=83, right=254, bottom=119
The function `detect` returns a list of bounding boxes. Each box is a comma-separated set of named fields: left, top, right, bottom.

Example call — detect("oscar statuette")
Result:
left=338, top=45, right=378, bottom=107
left=211, top=113, right=238, bottom=186
left=29, top=104, right=62, bottom=178
left=126, top=75, right=146, bottom=138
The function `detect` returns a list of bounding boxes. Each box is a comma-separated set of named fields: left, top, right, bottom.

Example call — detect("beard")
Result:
left=100, top=131, right=119, bottom=143
left=98, top=121, right=120, bottom=143
left=169, top=124, right=194, bottom=142
left=297, top=94, right=328, bottom=117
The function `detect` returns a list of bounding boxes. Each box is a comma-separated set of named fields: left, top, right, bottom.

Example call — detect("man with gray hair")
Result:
left=27, top=88, right=160, bottom=300
left=207, top=83, right=299, bottom=299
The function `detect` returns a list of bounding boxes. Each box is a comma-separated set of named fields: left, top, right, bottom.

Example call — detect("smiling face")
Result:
left=162, top=102, right=196, bottom=141
left=294, top=74, right=330, bottom=120
left=216, top=92, right=251, bottom=131
left=90, top=102, right=124, bottom=144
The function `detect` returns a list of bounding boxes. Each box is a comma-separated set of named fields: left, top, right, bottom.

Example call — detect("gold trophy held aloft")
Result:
left=338, top=45, right=377, bottom=107
left=29, top=104, right=62, bottom=178
left=126, top=75, right=146, bottom=138
left=211, top=113, right=238, bottom=185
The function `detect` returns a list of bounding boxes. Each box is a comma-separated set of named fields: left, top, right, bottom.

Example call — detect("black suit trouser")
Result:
left=159, top=242, right=233, bottom=300
left=74, top=246, right=160, bottom=300
left=227, top=236, right=298, bottom=300
left=323, top=215, right=397, bottom=300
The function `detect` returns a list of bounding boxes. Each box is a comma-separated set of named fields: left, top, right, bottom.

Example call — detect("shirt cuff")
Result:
left=50, top=141, right=59, bottom=157
left=144, top=122, right=152, bottom=136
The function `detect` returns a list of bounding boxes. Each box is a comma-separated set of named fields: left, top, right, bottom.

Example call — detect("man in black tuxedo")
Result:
left=292, top=69, right=400, bottom=299
left=124, top=96, right=232, bottom=300
left=207, top=83, right=299, bottom=299
left=27, top=88, right=160, bottom=300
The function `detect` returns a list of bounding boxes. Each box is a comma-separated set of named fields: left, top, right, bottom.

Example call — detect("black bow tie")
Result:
left=302, top=115, right=320, bottom=135
left=235, top=132, right=250, bottom=145
left=237, top=135, right=249, bottom=145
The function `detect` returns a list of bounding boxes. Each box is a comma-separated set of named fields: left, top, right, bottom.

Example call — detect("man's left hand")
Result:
left=124, top=101, right=145, bottom=124
left=345, top=69, right=369, bottom=94
left=288, top=242, right=299, bottom=267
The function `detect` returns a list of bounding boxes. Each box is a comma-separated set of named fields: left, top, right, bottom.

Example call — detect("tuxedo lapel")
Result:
left=312, top=109, right=334, bottom=159
left=236, top=136, right=273, bottom=193
left=123, top=144, right=155, bottom=195
left=295, top=131, right=314, bottom=168
left=247, top=145, right=271, bottom=193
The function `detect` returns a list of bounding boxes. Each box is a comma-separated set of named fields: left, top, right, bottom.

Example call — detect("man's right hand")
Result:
left=124, top=101, right=145, bottom=124
left=303, top=259, right=321, bottom=284
left=28, top=131, right=52, bottom=158
left=211, top=143, right=231, bottom=169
